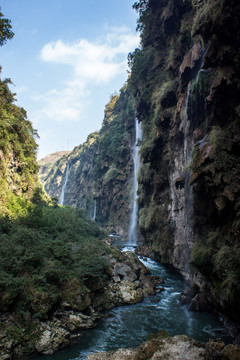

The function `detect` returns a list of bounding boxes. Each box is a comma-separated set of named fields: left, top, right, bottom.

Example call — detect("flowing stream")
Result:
left=26, top=244, right=232, bottom=360
left=59, top=163, right=69, bottom=206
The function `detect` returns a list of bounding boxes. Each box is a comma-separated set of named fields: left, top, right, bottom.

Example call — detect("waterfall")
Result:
left=128, top=118, right=143, bottom=245
left=91, top=199, right=97, bottom=221
left=59, top=163, right=69, bottom=206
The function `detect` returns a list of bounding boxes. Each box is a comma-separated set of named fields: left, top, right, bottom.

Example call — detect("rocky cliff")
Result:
left=40, top=85, right=136, bottom=235
left=39, top=0, right=240, bottom=324
left=129, top=0, right=240, bottom=323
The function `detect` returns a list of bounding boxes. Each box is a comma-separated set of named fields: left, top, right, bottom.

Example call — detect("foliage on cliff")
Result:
left=0, top=13, right=38, bottom=216
left=0, top=73, right=39, bottom=218
left=129, top=0, right=240, bottom=321
left=0, top=196, right=105, bottom=319
left=0, top=11, right=108, bottom=333
left=40, top=84, right=136, bottom=232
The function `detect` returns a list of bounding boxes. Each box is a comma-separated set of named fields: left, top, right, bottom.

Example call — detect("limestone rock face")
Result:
left=130, top=0, right=240, bottom=322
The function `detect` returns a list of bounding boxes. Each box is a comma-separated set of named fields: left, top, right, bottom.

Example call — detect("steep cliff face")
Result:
left=40, top=85, right=136, bottom=235
left=130, top=0, right=240, bottom=321
left=39, top=0, right=240, bottom=321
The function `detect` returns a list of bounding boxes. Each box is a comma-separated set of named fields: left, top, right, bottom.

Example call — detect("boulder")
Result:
left=119, top=281, right=144, bottom=304
left=35, top=326, right=70, bottom=355
left=87, top=333, right=205, bottom=360
left=67, top=313, right=95, bottom=331
left=112, top=262, right=138, bottom=282
left=87, top=348, right=138, bottom=360
left=205, top=339, right=240, bottom=360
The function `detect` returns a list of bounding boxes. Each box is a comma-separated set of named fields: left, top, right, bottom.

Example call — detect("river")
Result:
left=25, top=244, right=232, bottom=360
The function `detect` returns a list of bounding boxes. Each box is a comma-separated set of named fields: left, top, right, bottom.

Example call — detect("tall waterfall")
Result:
left=128, top=118, right=143, bottom=245
left=59, top=163, right=69, bottom=206
left=91, top=199, right=97, bottom=221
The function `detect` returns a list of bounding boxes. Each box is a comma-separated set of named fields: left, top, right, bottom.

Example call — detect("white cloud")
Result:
left=32, top=79, right=89, bottom=122
left=34, top=26, right=139, bottom=125
left=40, top=27, right=139, bottom=83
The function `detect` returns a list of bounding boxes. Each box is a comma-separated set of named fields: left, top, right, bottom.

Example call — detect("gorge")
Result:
left=1, top=0, right=240, bottom=359
left=40, top=0, right=240, bottom=327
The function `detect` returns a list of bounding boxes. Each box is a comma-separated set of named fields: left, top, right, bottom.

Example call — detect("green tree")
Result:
left=0, top=10, right=14, bottom=46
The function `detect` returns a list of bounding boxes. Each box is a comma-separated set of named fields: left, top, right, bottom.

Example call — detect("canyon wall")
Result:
left=129, top=0, right=240, bottom=322
left=40, top=85, right=136, bottom=235
left=40, top=0, right=240, bottom=322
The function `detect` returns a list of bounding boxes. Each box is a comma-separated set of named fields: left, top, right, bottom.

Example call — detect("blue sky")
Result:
left=0, top=1, right=139, bottom=159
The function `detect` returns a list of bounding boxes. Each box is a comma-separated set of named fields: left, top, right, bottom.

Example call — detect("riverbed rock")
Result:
left=135, top=245, right=154, bottom=258
left=122, top=251, right=150, bottom=275
left=205, top=339, right=240, bottom=360
left=118, top=281, right=144, bottom=304
left=67, top=313, right=95, bottom=331
left=112, top=262, right=138, bottom=282
left=87, top=333, right=240, bottom=360
left=86, top=332, right=206, bottom=360
left=91, top=250, right=156, bottom=310
left=35, top=326, right=70, bottom=355
left=87, top=348, right=138, bottom=360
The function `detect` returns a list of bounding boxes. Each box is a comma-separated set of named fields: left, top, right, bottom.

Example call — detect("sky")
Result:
left=0, top=0, right=139, bottom=159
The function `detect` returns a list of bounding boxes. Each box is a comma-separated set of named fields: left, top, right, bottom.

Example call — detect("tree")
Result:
left=0, top=10, right=14, bottom=46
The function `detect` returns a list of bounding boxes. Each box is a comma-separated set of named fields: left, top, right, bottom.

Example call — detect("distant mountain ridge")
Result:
left=38, top=151, right=70, bottom=167
left=38, top=150, right=70, bottom=183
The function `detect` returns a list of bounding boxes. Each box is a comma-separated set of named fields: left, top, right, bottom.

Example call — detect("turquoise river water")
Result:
left=25, top=244, right=233, bottom=360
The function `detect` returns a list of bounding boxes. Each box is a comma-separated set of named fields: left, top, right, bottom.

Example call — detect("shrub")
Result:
left=0, top=202, right=106, bottom=317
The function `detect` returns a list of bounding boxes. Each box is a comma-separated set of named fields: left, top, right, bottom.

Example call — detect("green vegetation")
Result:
left=0, top=70, right=39, bottom=218
left=0, top=10, right=14, bottom=45
left=190, top=121, right=240, bottom=315
left=0, top=194, right=106, bottom=319
left=0, top=13, right=108, bottom=326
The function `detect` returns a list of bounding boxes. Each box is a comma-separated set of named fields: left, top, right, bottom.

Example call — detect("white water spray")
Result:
left=128, top=118, right=143, bottom=245
left=59, top=163, right=69, bottom=206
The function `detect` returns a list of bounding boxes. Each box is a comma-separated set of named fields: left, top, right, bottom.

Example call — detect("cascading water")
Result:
left=128, top=118, right=143, bottom=245
left=91, top=199, right=97, bottom=221
left=59, top=163, right=69, bottom=206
